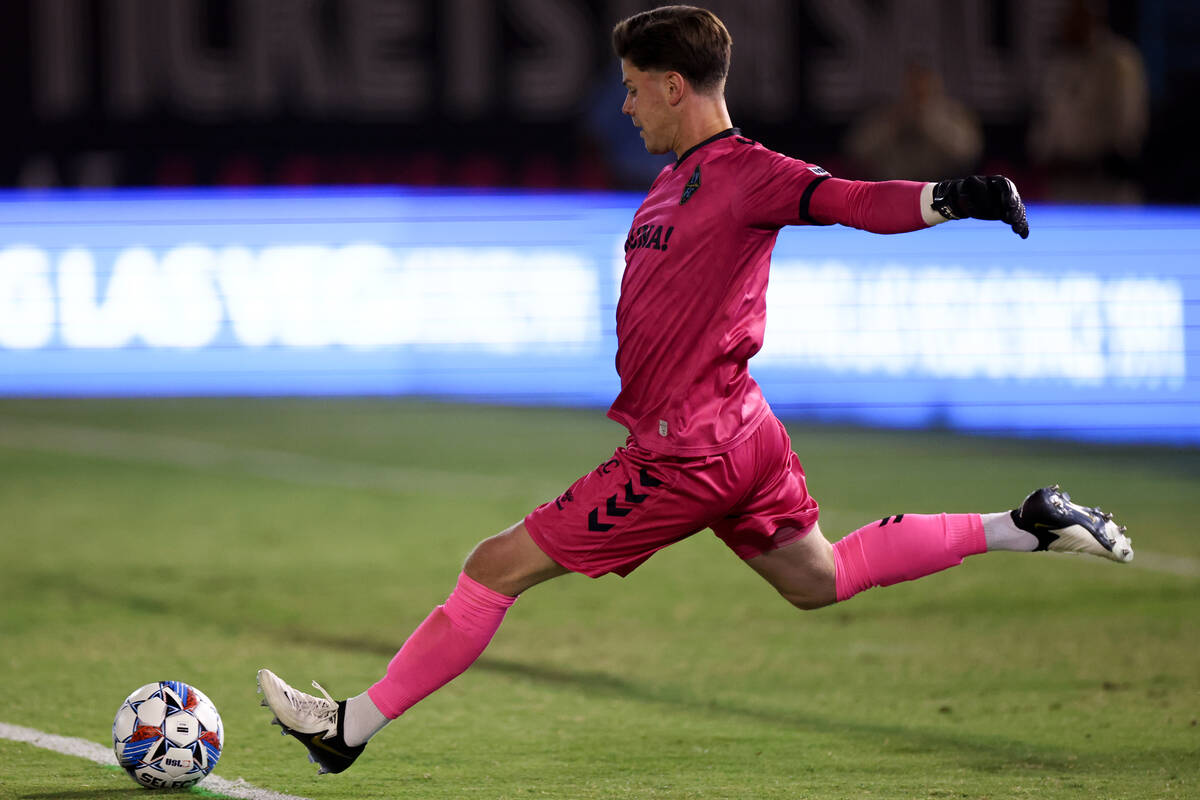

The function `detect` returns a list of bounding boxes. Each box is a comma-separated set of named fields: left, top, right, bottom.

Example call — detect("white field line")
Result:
left=0, top=721, right=312, bottom=800
left=1122, top=549, right=1200, bottom=577
left=0, top=416, right=555, bottom=501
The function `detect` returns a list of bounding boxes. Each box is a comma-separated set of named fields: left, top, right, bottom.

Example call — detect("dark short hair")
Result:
left=612, top=5, right=732, bottom=93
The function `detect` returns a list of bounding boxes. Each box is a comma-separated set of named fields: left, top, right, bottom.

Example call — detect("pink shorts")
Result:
left=524, top=414, right=820, bottom=577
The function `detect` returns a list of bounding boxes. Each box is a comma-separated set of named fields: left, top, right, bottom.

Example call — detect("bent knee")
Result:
left=781, top=590, right=835, bottom=611
left=463, top=522, right=567, bottom=596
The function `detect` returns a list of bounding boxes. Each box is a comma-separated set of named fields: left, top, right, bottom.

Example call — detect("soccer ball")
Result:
left=112, top=681, right=224, bottom=790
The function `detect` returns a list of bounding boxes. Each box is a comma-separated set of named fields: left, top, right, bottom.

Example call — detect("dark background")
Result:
left=2, top=0, right=1196, bottom=200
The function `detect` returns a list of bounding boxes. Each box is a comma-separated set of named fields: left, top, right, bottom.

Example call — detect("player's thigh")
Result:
left=711, top=414, right=820, bottom=562
left=464, top=521, right=570, bottom=597
left=743, top=522, right=836, bottom=610
left=524, top=444, right=713, bottom=578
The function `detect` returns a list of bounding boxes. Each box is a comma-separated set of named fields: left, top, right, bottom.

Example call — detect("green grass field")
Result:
left=1, top=398, right=1197, bottom=800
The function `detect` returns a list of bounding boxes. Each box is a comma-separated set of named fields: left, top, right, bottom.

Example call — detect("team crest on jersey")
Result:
left=680, top=165, right=701, bottom=204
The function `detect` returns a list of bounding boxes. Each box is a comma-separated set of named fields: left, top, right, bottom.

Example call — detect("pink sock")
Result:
left=367, top=572, right=515, bottom=719
left=832, top=513, right=986, bottom=602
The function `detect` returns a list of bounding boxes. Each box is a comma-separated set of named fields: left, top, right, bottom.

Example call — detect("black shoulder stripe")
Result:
left=798, top=174, right=833, bottom=225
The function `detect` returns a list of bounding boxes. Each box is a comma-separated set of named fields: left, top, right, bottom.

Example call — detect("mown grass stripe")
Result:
left=0, top=416, right=534, bottom=499
left=2, top=417, right=1195, bottom=578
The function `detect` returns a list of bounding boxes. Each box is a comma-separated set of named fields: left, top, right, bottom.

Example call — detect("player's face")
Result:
left=620, top=59, right=677, bottom=156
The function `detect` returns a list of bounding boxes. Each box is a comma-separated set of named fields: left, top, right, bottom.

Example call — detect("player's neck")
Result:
left=672, top=97, right=733, bottom=161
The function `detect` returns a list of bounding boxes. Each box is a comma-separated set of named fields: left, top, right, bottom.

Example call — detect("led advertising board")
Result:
left=1, top=190, right=1195, bottom=444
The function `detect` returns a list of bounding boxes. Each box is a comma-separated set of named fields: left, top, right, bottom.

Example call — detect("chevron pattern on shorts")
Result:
left=587, top=468, right=663, bottom=532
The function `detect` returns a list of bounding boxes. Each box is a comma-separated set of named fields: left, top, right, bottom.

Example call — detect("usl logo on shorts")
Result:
left=587, top=468, right=663, bottom=532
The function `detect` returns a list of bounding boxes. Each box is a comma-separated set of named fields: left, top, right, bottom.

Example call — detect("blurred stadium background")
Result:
left=2, top=3, right=1199, bottom=798
left=1, top=0, right=1198, bottom=444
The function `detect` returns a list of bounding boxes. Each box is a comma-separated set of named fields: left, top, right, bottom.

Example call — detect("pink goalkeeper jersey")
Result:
left=608, top=129, right=839, bottom=457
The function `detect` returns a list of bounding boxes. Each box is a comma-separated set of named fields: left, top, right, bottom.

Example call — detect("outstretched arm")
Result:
left=810, top=174, right=1029, bottom=238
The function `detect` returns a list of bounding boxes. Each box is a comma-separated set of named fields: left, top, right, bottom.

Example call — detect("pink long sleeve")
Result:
left=808, top=177, right=928, bottom=234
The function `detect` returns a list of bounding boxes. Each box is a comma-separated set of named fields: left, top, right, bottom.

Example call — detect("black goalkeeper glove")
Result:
left=930, top=175, right=1029, bottom=239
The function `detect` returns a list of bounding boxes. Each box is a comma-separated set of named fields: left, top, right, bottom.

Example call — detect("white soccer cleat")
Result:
left=1011, top=485, right=1133, bottom=563
left=257, top=668, right=338, bottom=736
left=256, top=668, right=364, bottom=774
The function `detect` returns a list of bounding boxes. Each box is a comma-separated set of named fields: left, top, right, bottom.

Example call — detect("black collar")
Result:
left=674, top=127, right=740, bottom=169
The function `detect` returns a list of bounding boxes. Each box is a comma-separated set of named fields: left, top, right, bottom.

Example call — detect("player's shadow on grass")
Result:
left=20, top=792, right=145, bottom=799
left=283, top=627, right=1123, bottom=774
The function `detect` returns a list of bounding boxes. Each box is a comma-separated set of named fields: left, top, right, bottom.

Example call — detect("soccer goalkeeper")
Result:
left=258, top=5, right=1131, bottom=775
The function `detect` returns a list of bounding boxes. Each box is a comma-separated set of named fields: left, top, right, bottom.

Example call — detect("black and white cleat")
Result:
left=256, top=668, right=366, bottom=775
left=1012, top=485, right=1133, bottom=563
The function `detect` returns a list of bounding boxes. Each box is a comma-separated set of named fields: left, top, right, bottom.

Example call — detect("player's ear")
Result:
left=665, top=71, right=686, bottom=106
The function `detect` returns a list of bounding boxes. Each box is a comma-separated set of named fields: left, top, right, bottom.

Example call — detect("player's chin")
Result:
left=641, top=138, right=670, bottom=156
